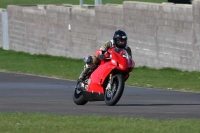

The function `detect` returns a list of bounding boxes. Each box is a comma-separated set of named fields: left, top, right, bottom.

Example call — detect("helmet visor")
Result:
left=117, top=39, right=126, bottom=46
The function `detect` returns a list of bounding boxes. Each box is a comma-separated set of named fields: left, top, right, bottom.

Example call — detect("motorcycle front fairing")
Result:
left=86, top=61, right=115, bottom=93
left=82, top=62, right=115, bottom=101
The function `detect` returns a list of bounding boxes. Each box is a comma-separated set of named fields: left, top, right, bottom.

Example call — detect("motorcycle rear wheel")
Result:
left=73, top=81, right=88, bottom=105
left=105, top=74, right=125, bottom=106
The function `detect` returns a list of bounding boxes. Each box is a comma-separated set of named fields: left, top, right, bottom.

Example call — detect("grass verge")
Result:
left=0, top=112, right=200, bottom=133
left=0, top=48, right=200, bottom=92
left=0, top=0, right=167, bottom=8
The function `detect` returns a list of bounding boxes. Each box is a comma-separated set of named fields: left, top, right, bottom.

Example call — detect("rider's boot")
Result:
left=78, top=66, right=90, bottom=82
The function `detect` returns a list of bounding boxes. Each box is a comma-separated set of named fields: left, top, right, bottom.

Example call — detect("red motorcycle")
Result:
left=73, top=47, right=135, bottom=106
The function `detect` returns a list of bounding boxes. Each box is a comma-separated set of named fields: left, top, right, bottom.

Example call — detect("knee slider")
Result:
left=83, top=55, right=93, bottom=65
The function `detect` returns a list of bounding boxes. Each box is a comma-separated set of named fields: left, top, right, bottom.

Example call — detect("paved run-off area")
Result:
left=0, top=72, right=200, bottom=119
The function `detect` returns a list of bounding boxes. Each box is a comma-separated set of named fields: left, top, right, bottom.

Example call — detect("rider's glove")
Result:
left=97, top=54, right=106, bottom=60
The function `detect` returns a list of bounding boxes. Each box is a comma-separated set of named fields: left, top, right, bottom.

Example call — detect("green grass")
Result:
left=0, top=48, right=84, bottom=79
left=0, top=48, right=200, bottom=92
left=0, top=112, right=200, bottom=133
left=126, top=67, right=200, bottom=92
left=0, top=0, right=167, bottom=9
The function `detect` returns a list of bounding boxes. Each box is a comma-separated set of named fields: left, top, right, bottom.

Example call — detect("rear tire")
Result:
left=73, top=81, right=88, bottom=105
left=105, top=74, right=124, bottom=106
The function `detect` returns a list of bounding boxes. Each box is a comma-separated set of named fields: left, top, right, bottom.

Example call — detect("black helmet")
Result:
left=113, top=30, right=127, bottom=48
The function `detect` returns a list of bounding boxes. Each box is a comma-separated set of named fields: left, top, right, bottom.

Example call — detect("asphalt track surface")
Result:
left=0, top=72, right=200, bottom=119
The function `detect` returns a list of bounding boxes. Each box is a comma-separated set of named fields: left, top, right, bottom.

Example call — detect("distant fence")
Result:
left=0, top=1, right=200, bottom=71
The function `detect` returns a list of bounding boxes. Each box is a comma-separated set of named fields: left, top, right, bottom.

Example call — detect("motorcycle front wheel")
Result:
left=105, top=74, right=125, bottom=106
left=73, top=80, right=88, bottom=105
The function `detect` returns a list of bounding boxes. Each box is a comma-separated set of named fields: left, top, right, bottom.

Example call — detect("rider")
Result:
left=79, top=30, right=132, bottom=82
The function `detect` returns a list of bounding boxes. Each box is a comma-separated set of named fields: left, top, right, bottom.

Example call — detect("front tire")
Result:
left=105, top=74, right=125, bottom=106
left=73, top=81, right=88, bottom=105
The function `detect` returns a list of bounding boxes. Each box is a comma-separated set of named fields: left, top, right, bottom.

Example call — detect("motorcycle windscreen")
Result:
left=113, top=48, right=135, bottom=71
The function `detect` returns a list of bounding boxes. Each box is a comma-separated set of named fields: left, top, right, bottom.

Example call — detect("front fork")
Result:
left=105, top=74, right=112, bottom=90
left=105, top=74, right=115, bottom=98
